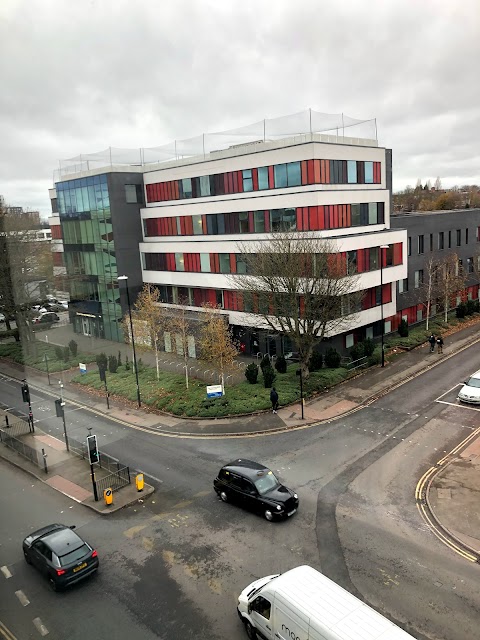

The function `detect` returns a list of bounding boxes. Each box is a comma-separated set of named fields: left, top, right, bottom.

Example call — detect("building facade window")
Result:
left=418, top=235, right=424, bottom=254
left=438, top=231, right=444, bottom=250
left=456, top=229, right=461, bottom=246
left=242, top=170, right=253, bottom=192
left=414, top=270, right=424, bottom=288
left=254, top=210, right=265, bottom=233
left=407, top=237, right=412, bottom=256
left=347, top=160, right=357, bottom=184
left=448, top=230, right=452, bottom=248
left=398, top=278, right=408, bottom=294
left=219, top=254, right=231, bottom=273
left=200, top=253, right=210, bottom=272
left=125, top=184, right=140, bottom=203
left=466, top=228, right=469, bottom=244
left=429, top=233, right=433, bottom=252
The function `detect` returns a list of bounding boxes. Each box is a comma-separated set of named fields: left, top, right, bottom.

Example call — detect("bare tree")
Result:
left=229, top=233, right=362, bottom=377
left=418, top=254, right=442, bottom=330
left=437, top=253, right=467, bottom=322
left=434, top=176, right=442, bottom=191
left=0, top=207, right=53, bottom=353
left=197, top=303, right=238, bottom=389
left=131, top=284, right=165, bottom=379
left=165, top=302, right=192, bottom=389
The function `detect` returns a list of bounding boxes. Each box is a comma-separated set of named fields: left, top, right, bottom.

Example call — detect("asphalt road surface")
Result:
left=1, top=343, right=480, bottom=639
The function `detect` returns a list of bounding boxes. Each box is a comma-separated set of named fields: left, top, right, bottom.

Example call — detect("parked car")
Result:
left=458, top=370, right=480, bottom=405
left=32, top=312, right=60, bottom=325
left=214, top=459, right=299, bottom=521
left=0, top=312, right=5, bottom=323
left=23, top=523, right=99, bottom=591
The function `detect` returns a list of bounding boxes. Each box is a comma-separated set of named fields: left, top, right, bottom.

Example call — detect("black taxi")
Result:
left=214, top=459, right=299, bottom=521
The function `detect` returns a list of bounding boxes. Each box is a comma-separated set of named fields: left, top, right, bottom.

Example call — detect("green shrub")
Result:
left=117, top=350, right=122, bottom=366
left=363, top=338, right=375, bottom=357
left=96, top=353, right=108, bottom=371
left=474, top=300, right=480, bottom=313
left=324, top=348, right=341, bottom=368
left=0, top=328, right=19, bottom=341
left=108, top=355, right=118, bottom=373
left=274, top=355, right=287, bottom=374
left=367, top=347, right=382, bottom=366
left=63, top=346, right=70, bottom=362
left=68, top=339, right=78, bottom=358
left=308, top=351, right=323, bottom=372
left=456, top=303, right=466, bottom=318
left=55, top=345, right=63, bottom=360
left=465, top=300, right=476, bottom=316
left=350, top=342, right=364, bottom=361
left=245, top=362, right=259, bottom=384
left=398, top=319, right=409, bottom=337
left=137, top=358, right=143, bottom=370
left=260, top=354, right=271, bottom=371
left=262, top=364, right=276, bottom=388
left=125, top=354, right=130, bottom=370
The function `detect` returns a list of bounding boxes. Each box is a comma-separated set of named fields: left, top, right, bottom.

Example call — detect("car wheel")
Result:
left=220, top=491, right=228, bottom=502
left=264, top=509, right=274, bottom=521
left=24, top=551, right=31, bottom=565
left=49, top=577, right=58, bottom=592
left=244, top=621, right=256, bottom=640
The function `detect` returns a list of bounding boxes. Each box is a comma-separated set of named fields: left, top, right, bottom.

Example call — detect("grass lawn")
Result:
left=72, top=362, right=351, bottom=418
left=0, top=341, right=96, bottom=373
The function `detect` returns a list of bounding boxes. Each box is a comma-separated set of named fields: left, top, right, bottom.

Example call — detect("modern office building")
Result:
left=139, top=133, right=407, bottom=355
left=50, top=172, right=144, bottom=341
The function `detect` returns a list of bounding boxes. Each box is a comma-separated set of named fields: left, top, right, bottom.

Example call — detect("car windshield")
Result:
left=466, top=378, right=480, bottom=389
left=254, top=471, right=279, bottom=495
left=59, top=543, right=89, bottom=566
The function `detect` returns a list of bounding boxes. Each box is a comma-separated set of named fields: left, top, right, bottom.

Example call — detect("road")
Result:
left=1, top=344, right=480, bottom=639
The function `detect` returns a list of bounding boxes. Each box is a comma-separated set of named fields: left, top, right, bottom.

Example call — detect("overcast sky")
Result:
left=1, top=0, right=479, bottom=216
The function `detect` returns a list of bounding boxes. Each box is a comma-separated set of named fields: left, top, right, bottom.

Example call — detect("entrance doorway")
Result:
left=81, top=317, right=92, bottom=336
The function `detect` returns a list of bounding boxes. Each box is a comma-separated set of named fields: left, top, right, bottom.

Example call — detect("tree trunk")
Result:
left=184, top=357, right=189, bottom=389
left=426, top=298, right=431, bottom=331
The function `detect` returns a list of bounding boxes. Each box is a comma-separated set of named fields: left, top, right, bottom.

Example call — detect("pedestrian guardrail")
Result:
left=0, top=428, right=43, bottom=468
left=95, top=466, right=131, bottom=495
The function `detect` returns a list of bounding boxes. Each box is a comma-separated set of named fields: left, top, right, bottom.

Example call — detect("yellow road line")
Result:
left=0, top=620, right=17, bottom=640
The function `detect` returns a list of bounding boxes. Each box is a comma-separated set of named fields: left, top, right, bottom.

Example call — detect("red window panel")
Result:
left=179, top=217, right=186, bottom=235
left=313, top=159, right=321, bottom=184
left=195, top=254, right=201, bottom=272
left=248, top=211, right=254, bottom=231
left=202, top=215, right=207, bottom=234
left=268, top=166, right=274, bottom=189
left=319, top=160, right=325, bottom=184
left=307, top=160, right=314, bottom=184
left=301, top=161, right=308, bottom=185
left=214, top=254, right=220, bottom=273
left=184, top=216, right=193, bottom=235
left=166, top=217, right=172, bottom=236
left=264, top=210, right=271, bottom=232
left=382, top=283, right=392, bottom=304
left=223, top=291, right=232, bottom=310
left=333, top=205, right=339, bottom=229
left=229, top=254, right=236, bottom=274
left=237, top=171, right=243, bottom=193
left=309, top=206, right=318, bottom=231
left=223, top=173, right=229, bottom=194
left=338, top=253, right=347, bottom=275
left=302, top=207, right=309, bottom=231
left=357, top=249, right=366, bottom=273
left=393, top=242, right=403, bottom=265
left=375, top=162, right=381, bottom=183
left=228, top=172, right=235, bottom=193
left=237, top=292, right=244, bottom=311
left=324, top=160, right=330, bottom=184
left=233, top=171, right=239, bottom=193
left=163, top=182, right=170, bottom=200
left=210, top=254, right=217, bottom=273
left=174, top=181, right=181, bottom=200
left=252, top=168, right=259, bottom=191
left=150, top=184, right=156, bottom=202
left=208, top=290, right=217, bottom=306
left=345, top=204, right=352, bottom=227
left=317, top=206, right=325, bottom=230
left=156, top=182, right=163, bottom=201
left=165, top=254, right=174, bottom=271
left=324, top=206, right=330, bottom=230
left=51, top=225, right=62, bottom=239
left=145, top=185, right=151, bottom=202
left=183, top=254, right=190, bottom=271
left=193, top=289, right=202, bottom=307
left=296, top=208, right=304, bottom=231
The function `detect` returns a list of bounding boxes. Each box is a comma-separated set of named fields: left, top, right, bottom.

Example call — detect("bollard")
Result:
left=135, top=473, right=144, bottom=492
left=103, top=488, right=113, bottom=506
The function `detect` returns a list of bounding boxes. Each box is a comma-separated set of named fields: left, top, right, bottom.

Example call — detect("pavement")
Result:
left=1, top=319, right=480, bottom=557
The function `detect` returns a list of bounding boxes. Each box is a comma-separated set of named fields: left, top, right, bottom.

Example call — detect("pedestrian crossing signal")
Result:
left=21, top=382, right=30, bottom=403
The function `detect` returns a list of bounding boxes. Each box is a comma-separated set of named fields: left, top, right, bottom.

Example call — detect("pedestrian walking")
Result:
left=428, top=333, right=436, bottom=353
left=436, top=335, right=444, bottom=354
left=270, top=386, right=279, bottom=413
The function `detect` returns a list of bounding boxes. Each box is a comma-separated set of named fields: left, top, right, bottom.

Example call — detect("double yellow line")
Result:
left=0, top=620, right=17, bottom=640
left=415, top=426, right=480, bottom=563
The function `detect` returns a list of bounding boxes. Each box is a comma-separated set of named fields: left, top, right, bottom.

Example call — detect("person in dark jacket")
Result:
left=428, top=334, right=436, bottom=353
left=270, top=387, right=279, bottom=413
left=436, top=335, right=444, bottom=354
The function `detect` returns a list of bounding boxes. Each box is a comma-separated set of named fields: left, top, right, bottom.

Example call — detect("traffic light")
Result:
left=55, top=399, right=64, bottom=418
left=87, top=434, right=99, bottom=465
left=21, top=381, right=30, bottom=403
left=99, top=367, right=106, bottom=383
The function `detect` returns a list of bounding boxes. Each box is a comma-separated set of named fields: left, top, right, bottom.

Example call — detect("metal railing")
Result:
left=1, top=412, right=32, bottom=438
left=95, top=466, right=131, bottom=495
left=0, top=428, right=43, bottom=468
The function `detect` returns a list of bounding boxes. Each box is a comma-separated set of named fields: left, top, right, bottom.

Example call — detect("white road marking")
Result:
left=1, top=565, right=12, bottom=578
left=15, top=590, right=30, bottom=606
left=33, top=617, right=49, bottom=636
left=436, top=399, right=480, bottom=412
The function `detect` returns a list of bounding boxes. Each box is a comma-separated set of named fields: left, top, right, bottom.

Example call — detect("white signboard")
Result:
left=79, top=362, right=87, bottom=375
left=206, top=384, right=224, bottom=398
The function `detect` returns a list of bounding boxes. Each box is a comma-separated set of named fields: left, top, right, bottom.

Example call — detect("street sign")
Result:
left=206, top=384, right=223, bottom=398
left=79, top=362, right=87, bottom=375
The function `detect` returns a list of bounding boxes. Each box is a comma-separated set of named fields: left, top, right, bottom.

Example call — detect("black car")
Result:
left=23, top=524, right=99, bottom=591
left=214, top=459, right=299, bottom=521
left=33, top=312, right=60, bottom=324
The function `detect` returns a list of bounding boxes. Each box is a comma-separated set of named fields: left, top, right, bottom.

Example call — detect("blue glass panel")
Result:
left=94, top=175, right=101, bottom=185
left=286, top=162, right=301, bottom=186
left=258, top=167, right=269, bottom=190
left=365, top=162, right=373, bottom=184
left=274, top=164, right=287, bottom=188
left=347, top=160, right=357, bottom=184
left=100, top=174, right=107, bottom=183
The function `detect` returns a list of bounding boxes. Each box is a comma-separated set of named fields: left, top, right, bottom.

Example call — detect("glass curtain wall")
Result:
left=56, top=175, right=122, bottom=341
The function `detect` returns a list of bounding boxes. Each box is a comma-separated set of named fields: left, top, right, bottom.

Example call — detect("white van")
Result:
left=237, top=565, right=416, bottom=640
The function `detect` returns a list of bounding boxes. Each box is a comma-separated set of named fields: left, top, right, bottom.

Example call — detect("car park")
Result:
left=23, top=523, right=99, bottom=591
left=458, top=370, right=480, bottom=405
left=214, top=459, right=299, bottom=521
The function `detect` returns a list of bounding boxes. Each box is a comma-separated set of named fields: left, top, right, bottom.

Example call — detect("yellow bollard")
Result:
left=103, top=488, right=113, bottom=506
left=135, top=473, right=144, bottom=492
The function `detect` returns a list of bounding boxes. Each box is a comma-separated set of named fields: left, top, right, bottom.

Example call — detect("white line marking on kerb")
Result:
left=33, top=617, right=49, bottom=636
left=0, top=565, right=12, bottom=578
left=15, top=590, right=30, bottom=606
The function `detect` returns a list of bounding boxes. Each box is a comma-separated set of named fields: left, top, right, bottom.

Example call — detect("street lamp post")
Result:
left=380, top=244, right=390, bottom=368
left=117, top=275, right=141, bottom=408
